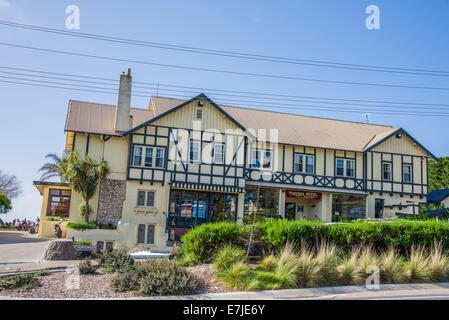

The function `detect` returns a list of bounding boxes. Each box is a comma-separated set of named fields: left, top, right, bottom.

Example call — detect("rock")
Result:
left=74, top=244, right=96, bottom=259
left=43, top=240, right=75, bottom=260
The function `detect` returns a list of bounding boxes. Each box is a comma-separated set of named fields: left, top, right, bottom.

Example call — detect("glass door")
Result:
left=285, top=202, right=296, bottom=220
left=375, top=199, right=384, bottom=219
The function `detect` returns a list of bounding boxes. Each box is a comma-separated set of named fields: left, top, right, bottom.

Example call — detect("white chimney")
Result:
left=114, top=68, right=132, bottom=133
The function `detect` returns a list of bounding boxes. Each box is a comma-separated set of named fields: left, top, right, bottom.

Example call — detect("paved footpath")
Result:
left=0, top=231, right=51, bottom=264
left=142, top=282, right=449, bottom=300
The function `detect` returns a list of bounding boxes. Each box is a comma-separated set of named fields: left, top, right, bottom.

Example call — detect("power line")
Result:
left=2, top=42, right=449, bottom=92
left=1, top=76, right=449, bottom=117
left=1, top=20, right=449, bottom=77
left=0, top=66, right=449, bottom=110
left=2, top=67, right=449, bottom=111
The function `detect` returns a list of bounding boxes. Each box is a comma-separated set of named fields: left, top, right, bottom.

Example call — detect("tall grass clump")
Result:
left=212, top=244, right=247, bottom=273
left=295, top=242, right=321, bottom=288
left=258, top=254, right=277, bottom=272
left=336, top=247, right=362, bottom=285
left=314, top=240, right=340, bottom=286
left=215, top=262, right=251, bottom=290
left=380, top=248, right=406, bottom=283
left=406, top=245, right=430, bottom=283
left=428, top=241, right=449, bottom=282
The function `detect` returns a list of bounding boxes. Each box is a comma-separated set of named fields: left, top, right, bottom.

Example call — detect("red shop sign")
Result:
left=285, top=190, right=322, bottom=200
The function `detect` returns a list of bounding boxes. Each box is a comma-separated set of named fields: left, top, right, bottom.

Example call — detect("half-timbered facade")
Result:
left=36, top=70, right=436, bottom=249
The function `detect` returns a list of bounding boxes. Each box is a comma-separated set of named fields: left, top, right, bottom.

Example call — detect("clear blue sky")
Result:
left=0, top=0, right=448, bottom=221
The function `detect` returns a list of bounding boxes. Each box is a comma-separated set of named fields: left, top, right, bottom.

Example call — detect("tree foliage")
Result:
left=0, top=170, right=22, bottom=199
left=428, top=157, right=449, bottom=192
left=62, top=151, right=110, bottom=222
left=0, top=193, right=11, bottom=214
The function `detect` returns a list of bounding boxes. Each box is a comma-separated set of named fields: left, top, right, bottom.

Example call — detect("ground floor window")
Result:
left=244, top=186, right=279, bottom=219
left=332, top=194, right=366, bottom=222
left=167, top=189, right=238, bottom=242
left=46, top=189, right=71, bottom=216
left=375, top=199, right=384, bottom=218
left=137, top=224, right=155, bottom=244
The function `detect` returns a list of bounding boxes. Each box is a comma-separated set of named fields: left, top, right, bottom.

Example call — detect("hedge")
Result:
left=181, top=222, right=250, bottom=263
left=181, top=219, right=449, bottom=262
left=66, top=221, right=98, bottom=231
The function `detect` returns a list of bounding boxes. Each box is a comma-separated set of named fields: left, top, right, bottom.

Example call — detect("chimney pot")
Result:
left=114, top=69, right=132, bottom=133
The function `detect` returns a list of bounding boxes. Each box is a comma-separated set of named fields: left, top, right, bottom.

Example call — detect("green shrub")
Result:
left=78, top=260, right=96, bottom=275
left=67, top=221, right=98, bottom=231
left=182, top=220, right=449, bottom=262
left=212, top=244, right=247, bottom=272
left=75, top=240, right=92, bottom=246
left=35, top=270, right=51, bottom=277
left=139, top=259, right=197, bottom=296
left=0, top=274, right=40, bottom=293
left=110, top=266, right=141, bottom=292
left=181, top=222, right=249, bottom=263
left=99, top=249, right=134, bottom=273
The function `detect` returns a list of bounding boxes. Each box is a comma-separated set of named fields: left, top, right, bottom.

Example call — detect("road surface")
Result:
left=0, top=231, right=51, bottom=264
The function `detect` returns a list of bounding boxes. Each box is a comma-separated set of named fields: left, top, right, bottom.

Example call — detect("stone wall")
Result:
left=97, top=179, right=126, bottom=227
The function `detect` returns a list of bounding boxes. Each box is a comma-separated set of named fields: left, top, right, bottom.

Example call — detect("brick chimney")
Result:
left=114, top=68, right=132, bottom=133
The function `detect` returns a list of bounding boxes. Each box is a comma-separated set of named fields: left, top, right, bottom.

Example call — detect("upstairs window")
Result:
left=383, top=162, right=392, bottom=181
left=346, top=159, right=355, bottom=177
left=305, top=155, right=314, bottom=174
left=46, top=189, right=71, bottom=217
left=251, top=149, right=272, bottom=169
left=251, top=149, right=260, bottom=168
left=145, top=148, right=153, bottom=167
left=155, top=148, right=165, bottom=168
left=196, top=108, right=203, bottom=119
left=189, top=141, right=201, bottom=163
left=336, top=158, right=344, bottom=176
left=294, top=154, right=303, bottom=172
left=213, top=143, right=224, bottom=164
left=133, top=146, right=142, bottom=166
left=137, top=190, right=155, bottom=207
left=403, top=164, right=412, bottom=183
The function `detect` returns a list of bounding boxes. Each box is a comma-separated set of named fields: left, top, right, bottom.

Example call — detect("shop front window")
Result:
left=244, top=186, right=279, bottom=219
left=332, top=194, right=366, bottom=222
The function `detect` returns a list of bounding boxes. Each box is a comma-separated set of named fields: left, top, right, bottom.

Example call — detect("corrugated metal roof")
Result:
left=65, top=96, right=398, bottom=152
left=151, top=96, right=398, bottom=152
left=427, top=189, right=449, bottom=203
left=65, top=100, right=154, bottom=136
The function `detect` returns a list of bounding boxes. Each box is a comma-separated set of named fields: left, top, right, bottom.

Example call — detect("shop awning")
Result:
left=170, top=182, right=244, bottom=193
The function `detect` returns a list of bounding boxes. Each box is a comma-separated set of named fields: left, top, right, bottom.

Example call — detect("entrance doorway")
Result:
left=285, top=203, right=295, bottom=220
left=375, top=199, right=384, bottom=219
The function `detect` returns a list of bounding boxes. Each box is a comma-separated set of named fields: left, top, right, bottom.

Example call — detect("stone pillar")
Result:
left=97, top=179, right=126, bottom=227
left=237, top=192, right=245, bottom=224
left=278, top=189, right=285, bottom=219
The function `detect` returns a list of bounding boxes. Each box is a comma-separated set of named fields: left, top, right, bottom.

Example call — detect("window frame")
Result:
left=335, top=158, right=345, bottom=177
left=250, top=148, right=273, bottom=170
left=304, top=155, right=315, bottom=174
left=144, top=147, right=153, bottom=167
left=403, top=163, right=412, bottom=183
left=137, top=190, right=156, bottom=208
left=294, top=154, right=304, bottom=173
left=189, top=140, right=201, bottom=163
left=213, top=143, right=225, bottom=164
left=345, top=159, right=355, bottom=178
left=46, top=189, right=71, bottom=217
left=382, top=161, right=392, bottom=181
left=133, top=146, right=143, bottom=166
left=155, top=148, right=165, bottom=168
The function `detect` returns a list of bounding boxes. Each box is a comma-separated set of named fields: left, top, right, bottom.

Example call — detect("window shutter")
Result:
left=146, top=192, right=155, bottom=207
left=137, top=224, right=145, bottom=243
left=147, top=225, right=155, bottom=244
left=137, top=191, right=145, bottom=206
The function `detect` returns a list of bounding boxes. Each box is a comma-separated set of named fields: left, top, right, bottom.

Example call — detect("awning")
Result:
left=170, top=182, right=244, bottom=193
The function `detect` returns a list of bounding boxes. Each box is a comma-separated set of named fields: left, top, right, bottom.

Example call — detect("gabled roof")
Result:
left=64, top=95, right=434, bottom=156
left=427, top=189, right=449, bottom=203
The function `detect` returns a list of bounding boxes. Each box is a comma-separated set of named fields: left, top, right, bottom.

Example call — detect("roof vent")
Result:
left=395, top=133, right=402, bottom=138
left=198, top=100, right=204, bottom=107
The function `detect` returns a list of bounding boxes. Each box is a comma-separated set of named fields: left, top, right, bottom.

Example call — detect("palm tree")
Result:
left=38, top=153, right=65, bottom=181
left=64, top=151, right=110, bottom=222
